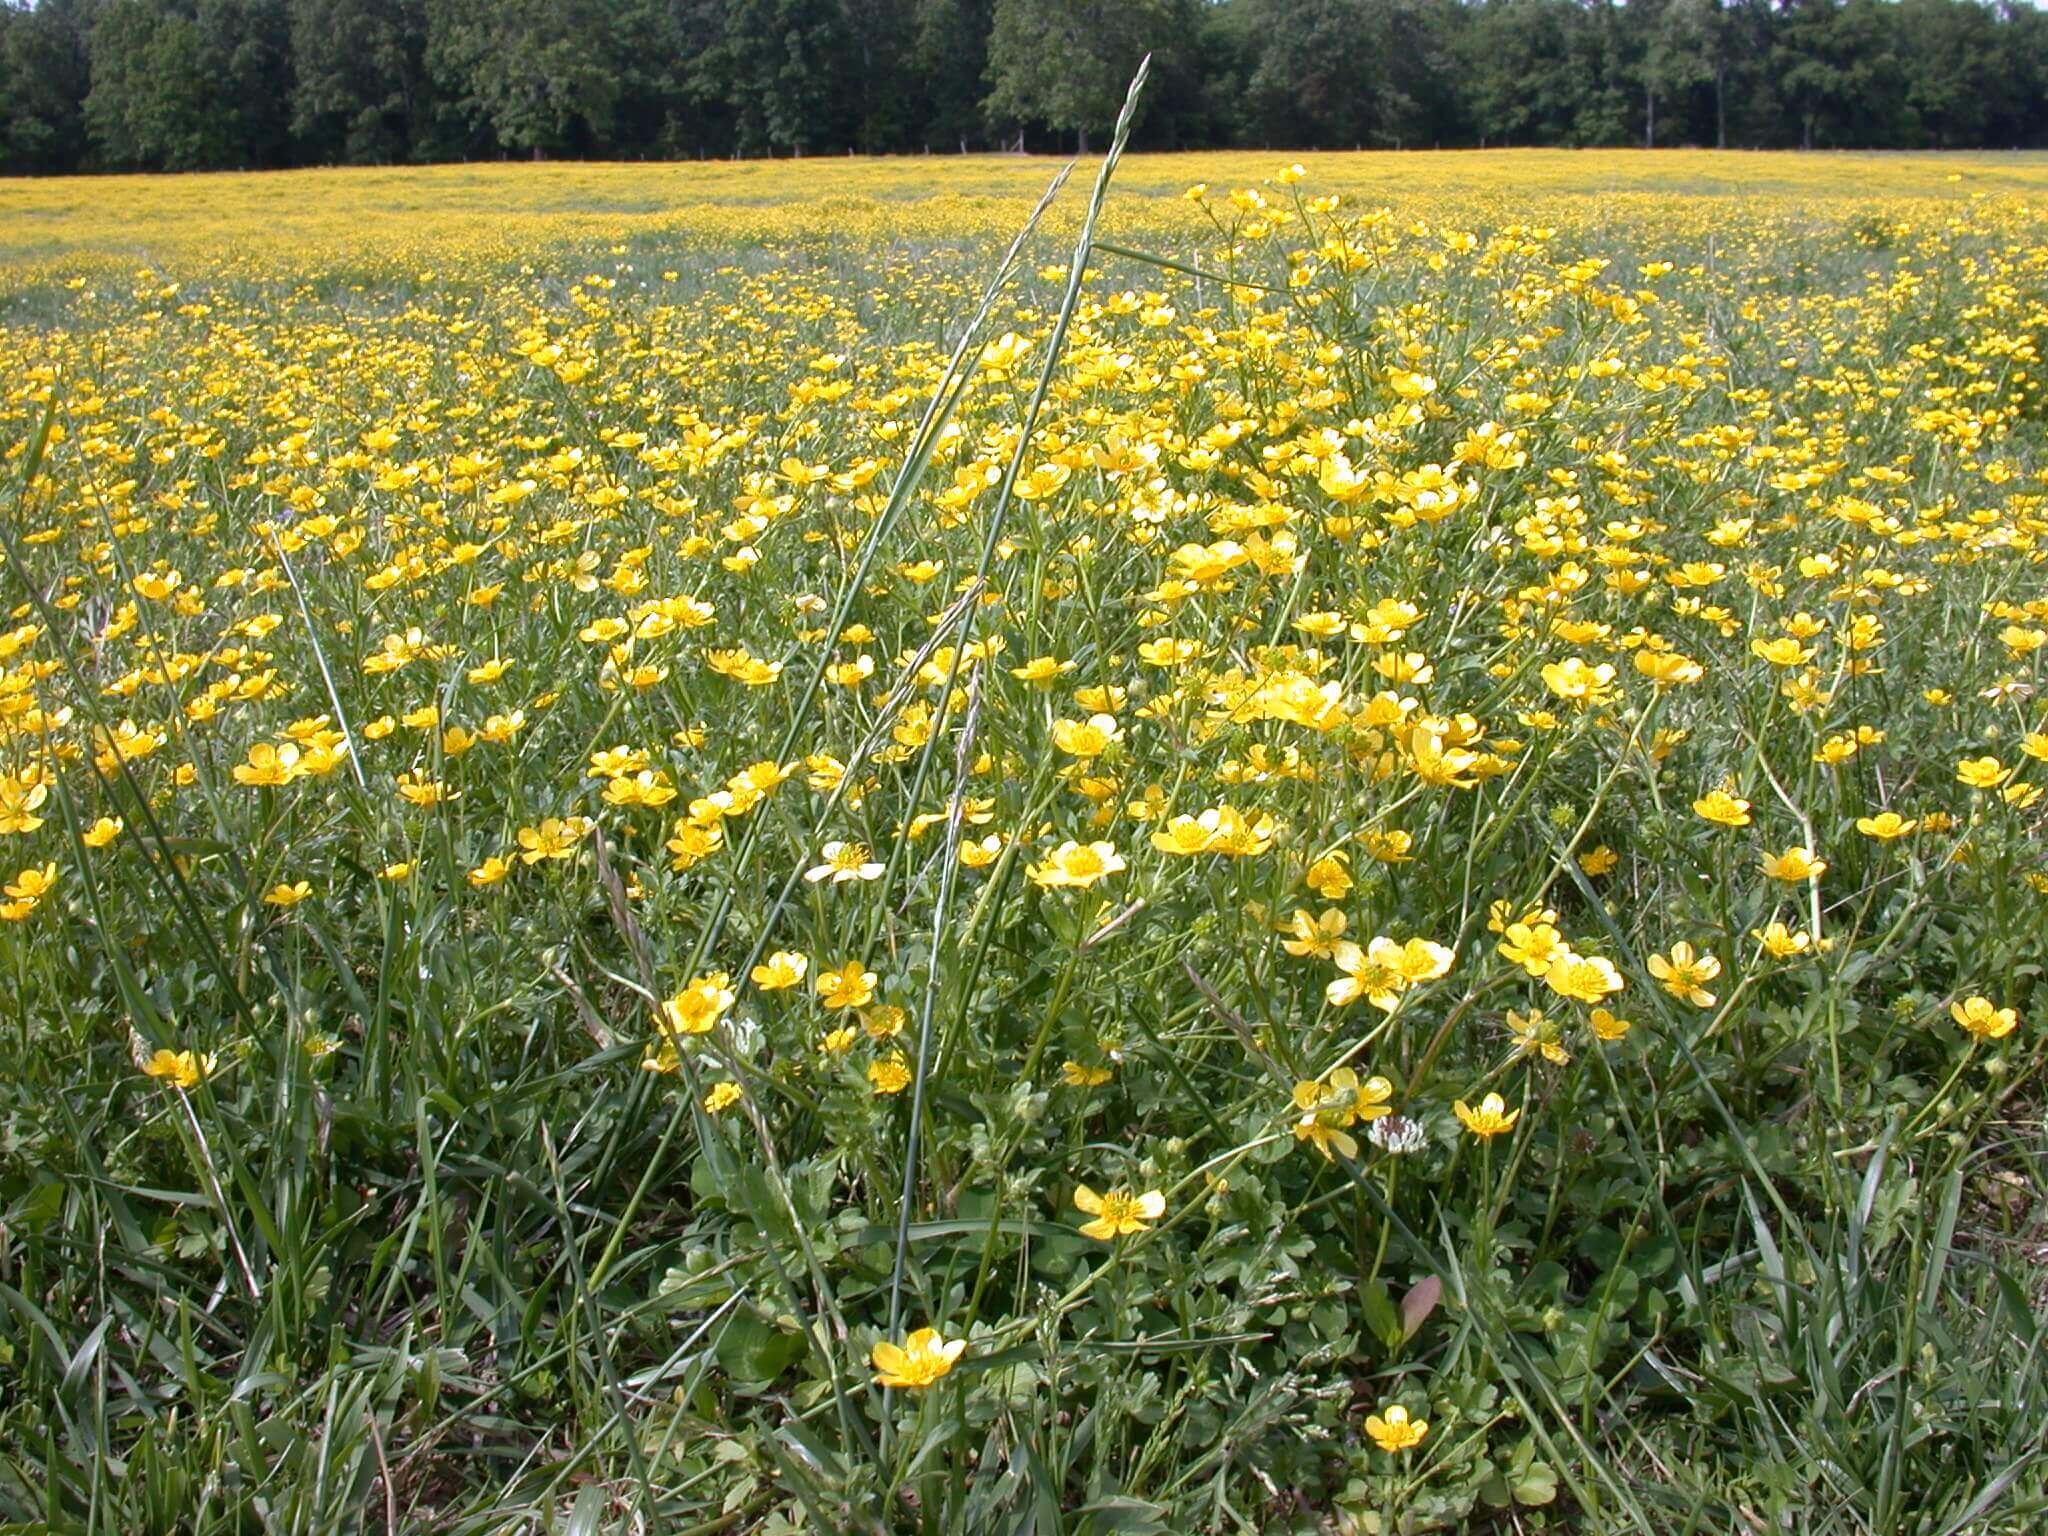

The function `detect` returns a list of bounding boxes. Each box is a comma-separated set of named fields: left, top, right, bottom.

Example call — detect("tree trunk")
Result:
left=1077, top=127, right=1089, bottom=154
left=1715, top=61, right=1726, bottom=149
left=1645, top=87, right=1656, bottom=149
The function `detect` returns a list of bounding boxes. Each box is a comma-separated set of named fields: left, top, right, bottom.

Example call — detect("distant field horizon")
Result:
left=6, top=148, right=2047, bottom=273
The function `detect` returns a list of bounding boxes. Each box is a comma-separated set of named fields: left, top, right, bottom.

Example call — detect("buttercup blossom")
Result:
left=871, top=1327, right=966, bottom=1389
left=1544, top=949, right=1624, bottom=1003
left=1366, top=1404, right=1429, bottom=1452
left=1692, top=788, right=1751, bottom=827
left=1760, top=846, right=1827, bottom=882
left=1454, top=1092, right=1521, bottom=1138
left=1649, top=942, right=1722, bottom=1008
left=1950, top=995, right=2018, bottom=1040
left=1073, top=1184, right=1165, bottom=1240
left=661, top=973, right=736, bottom=1037
left=816, top=961, right=878, bottom=1011
left=1028, top=840, right=1125, bottom=889
left=805, top=840, right=883, bottom=884
left=751, top=950, right=808, bottom=990
left=142, top=1048, right=215, bottom=1089
left=1290, top=1067, right=1393, bottom=1160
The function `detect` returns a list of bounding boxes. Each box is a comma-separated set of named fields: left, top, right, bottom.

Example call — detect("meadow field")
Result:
left=1, top=132, right=2046, bottom=1534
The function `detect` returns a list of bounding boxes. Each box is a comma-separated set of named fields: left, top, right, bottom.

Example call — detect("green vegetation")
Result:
left=5, top=0, right=2048, bottom=174
left=2, top=79, right=2047, bottom=1536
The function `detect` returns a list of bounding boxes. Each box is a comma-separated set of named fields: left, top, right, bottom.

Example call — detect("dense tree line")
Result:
left=4, top=0, right=2046, bottom=174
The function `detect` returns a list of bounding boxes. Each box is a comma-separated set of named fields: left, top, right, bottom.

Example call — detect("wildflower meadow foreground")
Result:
left=2, top=124, right=2046, bottom=1533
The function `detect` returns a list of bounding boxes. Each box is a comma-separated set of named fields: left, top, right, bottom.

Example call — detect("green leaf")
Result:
left=1513, top=1459, right=1560, bottom=1507
left=714, top=1307, right=807, bottom=1384
left=1359, top=1279, right=1402, bottom=1350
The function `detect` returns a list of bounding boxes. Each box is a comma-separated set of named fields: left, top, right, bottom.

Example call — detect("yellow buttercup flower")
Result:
left=1691, top=788, right=1751, bottom=827
left=1649, top=942, right=1721, bottom=1007
left=0, top=773, right=46, bottom=836
left=1589, top=1007, right=1633, bottom=1041
left=815, top=960, right=878, bottom=1011
left=1290, top=1067, right=1393, bottom=1160
left=1540, top=657, right=1616, bottom=703
left=1750, top=636, right=1812, bottom=668
left=806, top=840, right=883, bottom=884
left=867, top=1054, right=912, bottom=1094
left=142, top=1047, right=215, bottom=1089
left=1327, top=934, right=1449, bottom=1011
left=1499, top=921, right=1566, bottom=976
left=1752, top=921, right=1814, bottom=959
left=1389, top=937, right=1455, bottom=984
left=1009, top=655, right=1072, bottom=687
left=4, top=863, right=58, bottom=903
left=1635, top=650, right=1702, bottom=686
left=1578, top=844, right=1618, bottom=877
left=1949, top=996, right=2017, bottom=1041
left=1760, top=845, right=1827, bottom=882
left=603, top=770, right=678, bottom=809
left=1544, top=949, right=1624, bottom=1003
left=1052, top=714, right=1122, bottom=758
left=1073, top=1184, right=1165, bottom=1240
left=1150, top=813, right=1216, bottom=856
left=1302, top=852, right=1352, bottom=899
left=1955, top=756, right=2011, bottom=790
left=1358, top=828, right=1414, bottom=863
left=1279, top=907, right=1348, bottom=960
left=870, top=1327, right=966, bottom=1389
left=661, top=973, right=736, bottom=1036
left=233, top=742, right=301, bottom=787
left=750, top=950, right=808, bottom=990
left=703, top=1082, right=743, bottom=1113
left=1454, top=1092, right=1521, bottom=1138
left=516, top=816, right=587, bottom=863
left=1028, top=839, right=1124, bottom=889
left=395, top=773, right=455, bottom=807
left=1365, top=1403, right=1429, bottom=1452
left=1507, top=1008, right=1570, bottom=1065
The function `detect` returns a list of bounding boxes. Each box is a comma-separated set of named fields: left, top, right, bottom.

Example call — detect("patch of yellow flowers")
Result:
left=4, top=151, right=2043, bottom=1510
